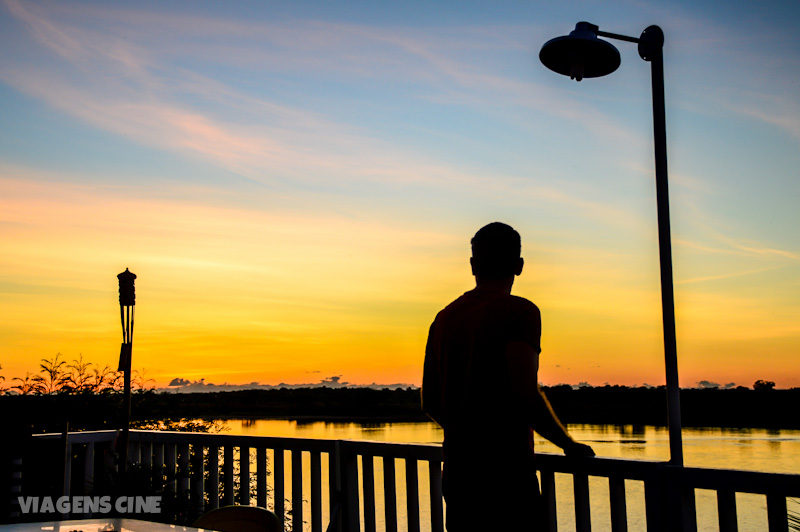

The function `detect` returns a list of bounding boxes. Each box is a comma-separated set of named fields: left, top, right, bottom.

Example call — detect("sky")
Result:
left=0, top=0, right=798, bottom=389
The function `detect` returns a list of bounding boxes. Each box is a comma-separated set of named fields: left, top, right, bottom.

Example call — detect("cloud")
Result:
left=677, top=266, right=784, bottom=285
left=0, top=1, right=640, bottom=200
left=163, top=375, right=412, bottom=392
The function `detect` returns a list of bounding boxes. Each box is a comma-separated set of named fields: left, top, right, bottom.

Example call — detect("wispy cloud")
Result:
left=677, top=266, right=784, bottom=285
left=0, top=0, right=640, bottom=188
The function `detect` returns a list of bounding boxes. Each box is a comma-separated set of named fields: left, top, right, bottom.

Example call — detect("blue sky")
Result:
left=0, top=0, right=798, bottom=387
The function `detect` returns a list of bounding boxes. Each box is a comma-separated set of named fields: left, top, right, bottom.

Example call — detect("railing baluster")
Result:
left=406, top=458, right=420, bottom=532
left=644, top=477, right=664, bottom=532
left=383, top=457, right=398, bottom=532
left=62, top=432, right=71, bottom=500
left=292, top=450, right=303, bottom=532
left=208, top=446, right=219, bottom=510
left=141, top=441, right=152, bottom=468
left=240, top=446, right=251, bottom=505
left=128, top=440, right=140, bottom=466
left=767, top=494, right=788, bottom=532
left=428, top=460, right=444, bottom=532
left=257, top=447, right=267, bottom=508
left=716, top=489, right=737, bottom=532
left=342, top=445, right=360, bottom=532
left=83, top=443, right=94, bottom=495
left=609, top=475, right=628, bottom=532
left=178, top=442, right=190, bottom=497
left=223, top=445, right=234, bottom=506
left=275, top=448, right=285, bottom=528
left=328, top=450, right=338, bottom=532
left=362, top=455, right=376, bottom=532
left=311, top=451, right=322, bottom=532
left=153, top=442, right=164, bottom=491
left=191, top=445, right=205, bottom=515
left=540, top=470, right=557, bottom=532
left=165, top=443, right=177, bottom=495
left=574, top=472, right=591, bottom=532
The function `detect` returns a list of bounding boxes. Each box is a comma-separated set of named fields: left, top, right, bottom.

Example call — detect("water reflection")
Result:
left=215, top=419, right=800, bottom=474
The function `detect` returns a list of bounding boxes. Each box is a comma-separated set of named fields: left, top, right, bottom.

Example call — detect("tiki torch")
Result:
left=117, top=268, right=136, bottom=472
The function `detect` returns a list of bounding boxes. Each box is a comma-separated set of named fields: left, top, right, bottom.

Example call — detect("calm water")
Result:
left=218, top=420, right=800, bottom=532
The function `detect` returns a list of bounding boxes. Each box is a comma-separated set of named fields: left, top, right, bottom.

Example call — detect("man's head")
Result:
left=470, top=222, right=524, bottom=282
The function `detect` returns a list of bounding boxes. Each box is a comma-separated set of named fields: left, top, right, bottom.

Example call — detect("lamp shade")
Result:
left=539, top=22, right=620, bottom=81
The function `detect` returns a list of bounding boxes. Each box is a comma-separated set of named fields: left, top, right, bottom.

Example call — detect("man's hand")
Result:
left=563, top=441, right=595, bottom=457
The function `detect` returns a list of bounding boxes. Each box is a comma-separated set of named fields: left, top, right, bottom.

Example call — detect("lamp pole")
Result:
left=639, top=26, right=684, bottom=468
left=540, top=23, right=683, bottom=466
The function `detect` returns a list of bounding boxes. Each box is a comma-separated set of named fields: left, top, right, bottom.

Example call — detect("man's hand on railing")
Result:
left=563, top=441, right=595, bottom=458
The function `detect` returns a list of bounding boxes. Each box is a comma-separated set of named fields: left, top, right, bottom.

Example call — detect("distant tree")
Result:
left=11, top=372, right=39, bottom=395
left=753, top=379, right=776, bottom=391
left=33, top=353, right=70, bottom=394
left=132, top=368, right=156, bottom=393
left=66, top=353, right=94, bottom=393
left=90, top=365, right=121, bottom=394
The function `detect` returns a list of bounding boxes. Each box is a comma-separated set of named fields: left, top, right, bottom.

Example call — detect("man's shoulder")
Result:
left=433, top=291, right=539, bottom=322
left=507, top=295, right=540, bottom=315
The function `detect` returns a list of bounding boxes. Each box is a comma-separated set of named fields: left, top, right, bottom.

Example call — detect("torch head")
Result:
left=117, top=268, right=137, bottom=306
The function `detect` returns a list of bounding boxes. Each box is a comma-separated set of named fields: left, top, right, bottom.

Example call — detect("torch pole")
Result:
left=117, top=269, right=137, bottom=474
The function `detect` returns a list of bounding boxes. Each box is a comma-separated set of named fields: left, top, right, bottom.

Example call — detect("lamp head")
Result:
left=539, top=22, right=620, bottom=81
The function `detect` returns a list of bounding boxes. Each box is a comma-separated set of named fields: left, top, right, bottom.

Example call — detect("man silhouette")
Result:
left=422, top=222, right=594, bottom=531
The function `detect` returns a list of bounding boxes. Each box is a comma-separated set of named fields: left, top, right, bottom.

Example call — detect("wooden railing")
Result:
left=31, top=430, right=800, bottom=532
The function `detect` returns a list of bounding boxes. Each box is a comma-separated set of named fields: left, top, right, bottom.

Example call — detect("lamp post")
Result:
left=540, top=22, right=684, bottom=467
left=117, top=267, right=136, bottom=472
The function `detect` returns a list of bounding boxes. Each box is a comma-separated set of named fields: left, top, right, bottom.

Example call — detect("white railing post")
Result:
left=310, top=450, right=323, bottom=532
left=292, top=450, right=303, bottom=532
left=573, top=472, right=591, bottom=532
left=191, top=445, right=205, bottom=515
left=256, top=447, right=267, bottom=509
left=274, top=448, right=285, bottom=527
left=341, top=442, right=360, bottom=532
left=383, top=456, right=398, bottom=532
left=239, top=446, right=250, bottom=505
left=328, top=446, right=341, bottom=532
left=361, top=455, right=376, bottom=532
left=608, top=475, right=628, bottom=532
left=223, top=445, right=234, bottom=506
left=208, top=446, right=219, bottom=510
left=405, top=458, right=420, bottom=532
left=83, top=443, right=95, bottom=496
left=428, top=460, right=444, bottom=532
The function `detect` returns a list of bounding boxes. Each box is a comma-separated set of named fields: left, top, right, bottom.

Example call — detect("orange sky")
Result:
left=1, top=1, right=798, bottom=390
left=1, top=172, right=797, bottom=389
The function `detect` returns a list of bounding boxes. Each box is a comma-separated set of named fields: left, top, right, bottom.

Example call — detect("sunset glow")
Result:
left=1, top=0, right=798, bottom=388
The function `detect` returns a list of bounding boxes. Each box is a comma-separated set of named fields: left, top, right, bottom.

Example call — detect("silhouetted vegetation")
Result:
left=2, top=355, right=798, bottom=430
left=753, top=379, right=776, bottom=391
left=2, top=384, right=800, bottom=433
left=2, top=353, right=153, bottom=396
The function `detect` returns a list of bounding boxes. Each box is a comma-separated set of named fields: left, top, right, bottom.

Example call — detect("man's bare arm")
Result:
left=506, top=341, right=594, bottom=456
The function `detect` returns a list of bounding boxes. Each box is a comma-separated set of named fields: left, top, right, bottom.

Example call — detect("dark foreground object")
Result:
left=2, top=386, right=800, bottom=433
